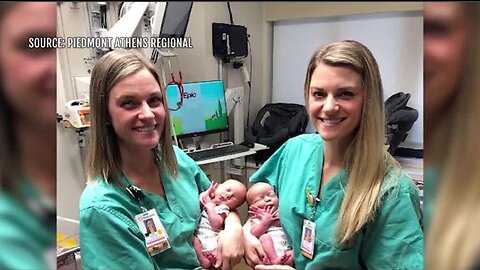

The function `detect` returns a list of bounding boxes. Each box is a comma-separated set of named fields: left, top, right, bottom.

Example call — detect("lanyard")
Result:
left=127, top=184, right=172, bottom=262
left=161, top=55, right=184, bottom=111
left=126, top=185, right=148, bottom=213
left=309, top=158, right=324, bottom=221
left=306, top=181, right=321, bottom=221
left=309, top=191, right=321, bottom=221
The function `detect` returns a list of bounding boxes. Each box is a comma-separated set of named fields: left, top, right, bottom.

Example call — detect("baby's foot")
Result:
left=205, top=251, right=217, bottom=265
left=282, top=251, right=294, bottom=266
left=262, top=255, right=272, bottom=265
left=198, top=253, right=212, bottom=269
left=270, top=255, right=284, bottom=265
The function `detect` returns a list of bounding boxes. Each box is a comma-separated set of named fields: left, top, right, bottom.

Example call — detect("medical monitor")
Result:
left=165, top=80, right=228, bottom=138
left=152, top=2, right=193, bottom=38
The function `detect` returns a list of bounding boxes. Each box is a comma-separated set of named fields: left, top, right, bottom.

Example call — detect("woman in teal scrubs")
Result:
left=244, top=40, right=423, bottom=270
left=79, top=49, right=243, bottom=270
left=0, top=3, right=56, bottom=269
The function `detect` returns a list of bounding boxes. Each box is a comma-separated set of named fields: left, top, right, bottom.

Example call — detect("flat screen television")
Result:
left=165, top=80, right=228, bottom=138
left=152, top=2, right=193, bottom=38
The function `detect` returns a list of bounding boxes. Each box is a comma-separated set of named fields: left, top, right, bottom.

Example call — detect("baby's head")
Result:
left=246, top=182, right=278, bottom=209
left=212, top=179, right=247, bottom=209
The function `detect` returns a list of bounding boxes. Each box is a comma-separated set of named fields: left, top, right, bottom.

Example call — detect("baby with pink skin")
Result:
left=193, top=179, right=246, bottom=269
left=246, top=182, right=294, bottom=266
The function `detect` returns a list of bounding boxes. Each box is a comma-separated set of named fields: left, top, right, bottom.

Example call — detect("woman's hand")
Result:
left=243, top=218, right=265, bottom=268
left=255, top=265, right=295, bottom=270
left=216, top=212, right=244, bottom=270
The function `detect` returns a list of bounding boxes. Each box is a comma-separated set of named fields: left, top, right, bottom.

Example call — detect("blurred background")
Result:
left=0, top=2, right=56, bottom=270
left=424, top=2, right=480, bottom=270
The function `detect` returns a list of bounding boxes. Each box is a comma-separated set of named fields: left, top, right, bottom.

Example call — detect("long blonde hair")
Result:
left=86, top=49, right=178, bottom=185
left=304, top=40, right=400, bottom=245
left=426, top=4, right=480, bottom=269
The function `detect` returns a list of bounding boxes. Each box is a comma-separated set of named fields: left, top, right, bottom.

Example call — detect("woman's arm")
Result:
left=215, top=210, right=244, bottom=270
left=255, top=265, right=295, bottom=270
left=243, top=217, right=265, bottom=268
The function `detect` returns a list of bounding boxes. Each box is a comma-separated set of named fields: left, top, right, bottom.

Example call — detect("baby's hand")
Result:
left=249, top=205, right=279, bottom=224
left=208, top=182, right=219, bottom=197
left=199, top=190, right=209, bottom=207
left=200, top=193, right=214, bottom=208
left=248, top=204, right=262, bottom=217
left=200, top=182, right=218, bottom=207
left=258, top=205, right=279, bottom=223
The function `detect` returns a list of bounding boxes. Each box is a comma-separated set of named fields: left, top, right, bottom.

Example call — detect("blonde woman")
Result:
left=424, top=2, right=480, bottom=270
left=79, top=49, right=243, bottom=270
left=0, top=2, right=56, bottom=269
left=244, top=40, right=423, bottom=269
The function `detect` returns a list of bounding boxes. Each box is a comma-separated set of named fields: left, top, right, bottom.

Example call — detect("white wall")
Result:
left=57, top=47, right=86, bottom=220
left=264, top=2, right=422, bottom=21
left=272, top=11, right=423, bottom=148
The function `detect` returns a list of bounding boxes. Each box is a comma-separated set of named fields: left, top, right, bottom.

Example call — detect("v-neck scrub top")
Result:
left=250, top=134, right=424, bottom=270
left=79, top=146, right=211, bottom=270
left=0, top=179, right=55, bottom=269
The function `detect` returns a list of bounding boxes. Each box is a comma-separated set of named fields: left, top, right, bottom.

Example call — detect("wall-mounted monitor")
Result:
left=165, top=80, right=228, bottom=138
left=152, top=2, right=193, bottom=38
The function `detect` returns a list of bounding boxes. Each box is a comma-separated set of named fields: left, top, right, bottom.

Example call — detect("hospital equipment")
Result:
left=165, top=80, right=229, bottom=138
left=57, top=217, right=81, bottom=270
left=62, top=100, right=90, bottom=130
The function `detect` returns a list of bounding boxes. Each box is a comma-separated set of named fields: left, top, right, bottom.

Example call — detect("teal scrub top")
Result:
left=422, top=169, right=480, bottom=270
left=0, top=178, right=56, bottom=269
left=422, top=167, right=437, bottom=232
left=250, top=134, right=424, bottom=270
left=79, top=146, right=211, bottom=270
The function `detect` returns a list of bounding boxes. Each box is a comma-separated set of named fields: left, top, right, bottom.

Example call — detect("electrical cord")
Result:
left=225, top=1, right=252, bottom=129
left=151, top=47, right=159, bottom=63
left=227, top=2, right=234, bottom=25
left=246, top=38, right=252, bottom=129
left=166, top=70, right=184, bottom=111
left=100, top=4, right=107, bottom=28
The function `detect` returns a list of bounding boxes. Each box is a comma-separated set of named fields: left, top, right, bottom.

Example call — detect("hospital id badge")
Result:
left=135, top=208, right=171, bottom=256
left=301, top=219, right=315, bottom=259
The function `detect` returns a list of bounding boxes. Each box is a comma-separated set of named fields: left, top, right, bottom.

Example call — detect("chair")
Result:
left=245, top=103, right=309, bottom=164
left=384, top=92, right=419, bottom=155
